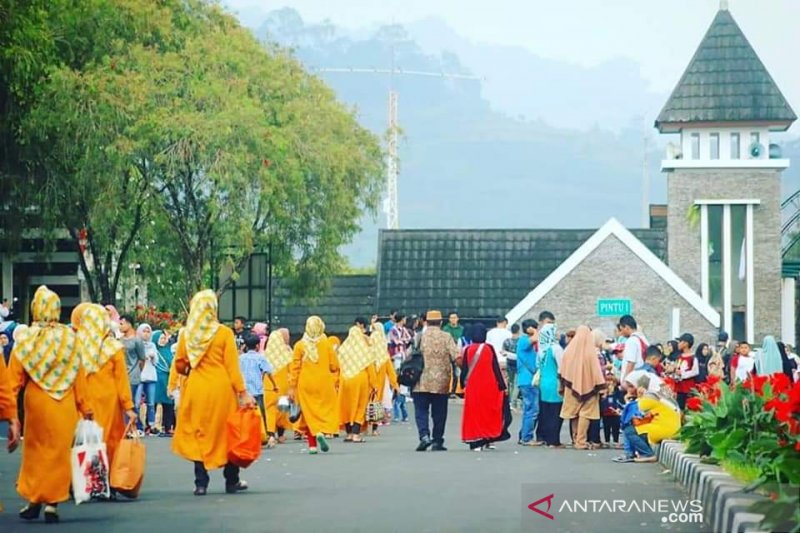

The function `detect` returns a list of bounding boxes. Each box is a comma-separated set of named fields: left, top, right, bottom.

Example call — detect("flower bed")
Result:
left=133, top=304, right=182, bottom=331
left=680, top=374, right=800, bottom=532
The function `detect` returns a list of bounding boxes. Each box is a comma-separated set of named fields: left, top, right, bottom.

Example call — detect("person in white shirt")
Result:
left=486, top=316, right=512, bottom=369
left=618, top=315, right=648, bottom=388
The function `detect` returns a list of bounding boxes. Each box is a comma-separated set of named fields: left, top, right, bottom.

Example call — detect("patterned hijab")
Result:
left=75, top=303, right=123, bottom=375
left=338, top=325, right=375, bottom=378
left=264, top=329, right=293, bottom=373
left=184, top=290, right=220, bottom=368
left=370, top=323, right=391, bottom=367
left=558, top=325, right=606, bottom=401
left=12, top=286, right=81, bottom=400
left=301, top=316, right=325, bottom=363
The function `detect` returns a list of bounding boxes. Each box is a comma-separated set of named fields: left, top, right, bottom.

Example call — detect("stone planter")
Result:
left=658, top=440, right=769, bottom=533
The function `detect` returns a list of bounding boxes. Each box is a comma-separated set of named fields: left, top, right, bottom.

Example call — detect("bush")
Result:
left=133, top=305, right=182, bottom=332
left=680, top=374, right=800, bottom=532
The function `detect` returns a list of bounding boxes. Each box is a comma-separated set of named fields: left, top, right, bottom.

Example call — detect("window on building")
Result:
left=730, top=133, right=740, bottom=159
left=750, top=132, right=761, bottom=158
left=691, top=133, right=700, bottom=160
left=710, top=133, right=720, bottom=160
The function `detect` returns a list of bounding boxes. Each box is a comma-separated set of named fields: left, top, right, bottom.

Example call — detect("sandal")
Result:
left=19, top=504, right=42, bottom=521
left=44, top=505, right=59, bottom=524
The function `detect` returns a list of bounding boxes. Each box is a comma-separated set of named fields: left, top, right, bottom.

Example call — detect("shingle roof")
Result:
left=376, top=228, right=667, bottom=320
left=272, top=275, right=376, bottom=336
left=655, top=9, right=796, bottom=132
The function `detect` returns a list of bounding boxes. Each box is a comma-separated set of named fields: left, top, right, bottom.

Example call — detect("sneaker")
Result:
left=431, top=443, right=447, bottom=452
left=308, top=447, right=318, bottom=455
left=612, top=455, right=635, bottom=463
left=483, top=444, right=496, bottom=450
left=416, top=437, right=433, bottom=452
left=317, top=433, right=330, bottom=453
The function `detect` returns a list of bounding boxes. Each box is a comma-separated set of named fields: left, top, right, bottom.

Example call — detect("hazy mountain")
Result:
left=252, top=8, right=800, bottom=266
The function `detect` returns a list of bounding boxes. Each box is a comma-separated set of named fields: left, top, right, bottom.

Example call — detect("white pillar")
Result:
left=722, top=205, right=733, bottom=336
left=782, top=278, right=796, bottom=345
left=1, top=255, right=12, bottom=303
left=746, top=205, right=755, bottom=344
left=671, top=307, right=681, bottom=339
left=700, top=205, right=709, bottom=301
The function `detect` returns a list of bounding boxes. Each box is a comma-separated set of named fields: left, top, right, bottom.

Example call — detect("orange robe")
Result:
left=86, top=349, right=134, bottom=466
left=289, top=337, right=340, bottom=435
left=264, top=366, right=291, bottom=434
left=338, top=365, right=377, bottom=426
left=9, top=357, right=91, bottom=504
left=172, top=326, right=245, bottom=470
left=0, top=355, right=16, bottom=421
left=374, top=359, right=399, bottom=403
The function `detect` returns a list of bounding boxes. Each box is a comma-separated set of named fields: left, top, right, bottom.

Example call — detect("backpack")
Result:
left=398, top=349, right=425, bottom=388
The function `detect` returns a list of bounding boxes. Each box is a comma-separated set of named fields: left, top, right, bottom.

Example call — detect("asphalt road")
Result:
left=0, top=404, right=706, bottom=533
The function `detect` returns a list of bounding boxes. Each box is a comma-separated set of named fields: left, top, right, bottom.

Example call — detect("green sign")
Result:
left=596, top=299, right=632, bottom=317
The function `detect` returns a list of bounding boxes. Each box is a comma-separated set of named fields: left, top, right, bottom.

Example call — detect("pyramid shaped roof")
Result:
left=655, top=9, right=796, bottom=132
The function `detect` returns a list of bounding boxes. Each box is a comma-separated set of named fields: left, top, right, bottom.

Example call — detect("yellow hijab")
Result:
left=370, top=323, right=391, bottom=367
left=184, top=289, right=220, bottom=368
left=75, top=304, right=122, bottom=375
left=338, top=325, right=375, bottom=379
left=12, top=286, right=81, bottom=400
left=264, top=329, right=293, bottom=373
left=301, top=316, right=325, bottom=363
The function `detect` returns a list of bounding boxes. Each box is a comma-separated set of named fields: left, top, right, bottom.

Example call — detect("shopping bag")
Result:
left=70, top=420, right=110, bottom=504
left=110, top=420, right=146, bottom=498
left=226, top=408, right=262, bottom=468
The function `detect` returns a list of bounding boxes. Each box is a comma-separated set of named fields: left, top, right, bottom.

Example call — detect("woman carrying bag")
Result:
left=171, top=290, right=255, bottom=496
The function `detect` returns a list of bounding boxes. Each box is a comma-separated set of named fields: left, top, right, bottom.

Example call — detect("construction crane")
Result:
left=314, top=66, right=481, bottom=229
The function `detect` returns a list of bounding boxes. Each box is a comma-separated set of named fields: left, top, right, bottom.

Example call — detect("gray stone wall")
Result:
left=518, top=235, right=718, bottom=344
left=666, top=169, right=782, bottom=342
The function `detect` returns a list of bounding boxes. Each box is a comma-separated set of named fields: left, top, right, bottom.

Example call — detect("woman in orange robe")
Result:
left=73, top=304, right=137, bottom=473
left=171, top=290, right=254, bottom=496
left=9, top=286, right=93, bottom=523
left=0, top=354, right=20, bottom=450
left=263, top=328, right=293, bottom=447
left=288, top=316, right=340, bottom=454
left=337, top=320, right=377, bottom=443
left=370, top=323, right=399, bottom=434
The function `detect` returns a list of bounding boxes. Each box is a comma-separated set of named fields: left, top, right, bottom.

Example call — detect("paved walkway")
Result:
left=0, top=404, right=703, bottom=533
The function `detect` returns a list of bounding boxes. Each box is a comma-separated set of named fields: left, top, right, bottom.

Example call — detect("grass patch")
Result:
left=720, top=459, right=760, bottom=484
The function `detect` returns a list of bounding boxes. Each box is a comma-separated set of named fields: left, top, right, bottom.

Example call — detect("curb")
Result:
left=658, top=440, right=768, bottom=533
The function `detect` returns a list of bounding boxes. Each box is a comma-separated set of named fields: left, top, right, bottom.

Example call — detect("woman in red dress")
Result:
left=460, top=324, right=511, bottom=451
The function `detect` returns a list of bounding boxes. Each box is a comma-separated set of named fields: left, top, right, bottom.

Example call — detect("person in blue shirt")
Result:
left=239, top=333, right=274, bottom=432
left=516, top=319, right=541, bottom=446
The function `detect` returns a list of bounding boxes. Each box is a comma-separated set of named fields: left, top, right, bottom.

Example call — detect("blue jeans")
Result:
left=142, top=381, right=156, bottom=427
left=623, top=425, right=654, bottom=457
left=131, top=383, right=143, bottom=430
left=518, top=385, right=540, bottom=443
left=393, top=394, right=408, bottom=421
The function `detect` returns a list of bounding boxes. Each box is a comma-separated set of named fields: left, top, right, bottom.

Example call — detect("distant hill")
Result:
left=254, top=8, right=800, bottom=266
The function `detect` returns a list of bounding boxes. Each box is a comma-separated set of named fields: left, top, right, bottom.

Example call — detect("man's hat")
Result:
left=426, top=310, right=443, bottom=321
left=677, top=333, right=695, bottom=346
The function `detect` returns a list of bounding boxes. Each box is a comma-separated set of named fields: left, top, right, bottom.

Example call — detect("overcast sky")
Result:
left=225, top=0, right=800, bottom=114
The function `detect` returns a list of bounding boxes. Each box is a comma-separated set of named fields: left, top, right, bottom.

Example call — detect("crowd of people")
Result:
left=2, top=286, right=799, bottom=523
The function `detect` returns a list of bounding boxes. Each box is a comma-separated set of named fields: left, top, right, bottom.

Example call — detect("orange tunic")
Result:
left=0, top=355, right=16, bottom=421
left=10, top=357, right=91, bottom=504
left=264, top=366, right=291, bottom=434
left=86, top=349, right=134, bottom=466
left=289, top=337, right=340, bottom=435
left=338, top=365, right=377, bottom=426
left=374, top=359, right=399, bottom=403
left=172, top=326, right=246, bottom=470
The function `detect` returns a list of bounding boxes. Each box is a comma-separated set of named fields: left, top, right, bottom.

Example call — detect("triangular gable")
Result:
left=655, top=9, right=796, bottom=131
left=506, top=218, right=721, bottom=327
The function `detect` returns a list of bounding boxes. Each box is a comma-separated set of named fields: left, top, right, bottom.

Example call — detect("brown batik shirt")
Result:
left=414, top=326, right=459, bottom=394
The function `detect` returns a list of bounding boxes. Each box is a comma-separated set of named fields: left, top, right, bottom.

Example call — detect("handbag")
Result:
left=71, top=420, right=110, bottom=504
left=141, top=358, right=157, bottom=383
left=226, top=408, right=262, bottom=468
left=365, top=391, right=384, bottom=423
left=110, top=420, right=146, bottom=498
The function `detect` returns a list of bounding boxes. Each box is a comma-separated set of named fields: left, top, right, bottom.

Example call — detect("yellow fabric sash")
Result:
left=337, top=326, right=375, bottom=379
left=12, top=286, right=81, bottom=400
left=184, top=290, right=220, bottom=368
left=264, top=330, right=293, bottom=373
left=75, top=304, right=122, bottom=375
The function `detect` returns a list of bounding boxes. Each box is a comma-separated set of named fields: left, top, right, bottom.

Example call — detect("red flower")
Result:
left=743, top=375, right=769, bottom=396
left=706, top=375, right=722, bottom=387
left=769, top=373, right=792, bottom=395
left=795, top=441, right=800, bottom=452
left=686, top=397, right=704, bottom=411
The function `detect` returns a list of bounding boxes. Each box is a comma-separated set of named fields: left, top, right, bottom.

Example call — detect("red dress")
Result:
left=460, top=343, right=508, bottom=443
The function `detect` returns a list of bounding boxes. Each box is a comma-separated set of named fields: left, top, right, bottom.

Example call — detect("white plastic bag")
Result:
left=71, top=420, right=110, bottom=504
